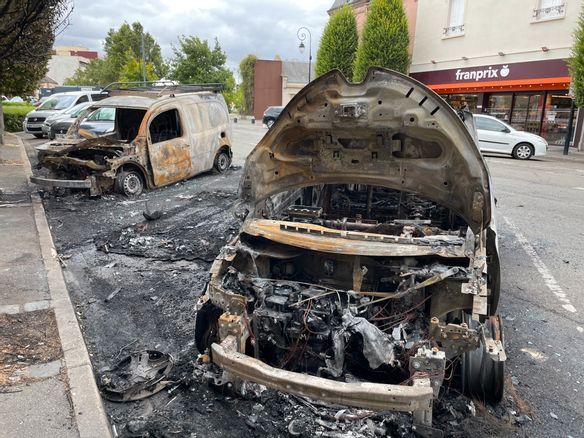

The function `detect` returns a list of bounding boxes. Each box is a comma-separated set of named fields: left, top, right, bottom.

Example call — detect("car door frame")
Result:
left=146, top=105, right=194, bottom=188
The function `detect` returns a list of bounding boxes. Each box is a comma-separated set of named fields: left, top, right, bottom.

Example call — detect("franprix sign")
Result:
left=410, top=59, right=569, bottom=86
left=455, top=65, right=510, bottom=82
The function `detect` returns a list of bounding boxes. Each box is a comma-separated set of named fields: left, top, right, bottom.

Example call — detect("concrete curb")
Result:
left=13, top=133, right=112, bottom=438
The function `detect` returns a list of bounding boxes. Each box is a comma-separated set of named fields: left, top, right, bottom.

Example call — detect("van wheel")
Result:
left=115, top=169, right=144, bottom=197
left=267, top=119, right=275, bottom=129
left=214, top=150, right=231, bottom=173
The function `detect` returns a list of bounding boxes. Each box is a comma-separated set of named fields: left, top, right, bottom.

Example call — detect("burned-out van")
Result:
left=31, top=83, right=232, bottom=196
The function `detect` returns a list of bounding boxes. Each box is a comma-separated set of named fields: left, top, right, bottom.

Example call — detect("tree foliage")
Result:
left=0, top=0, right=71, bottom=95
left=170, top=36, right=235, bottom=92
left=64, top=21, right=166, bottom=86
left=570, top=5, right=584, bottom=108
left=353, top=0, right=410, bottom=81
left=239, top=54, right=257, bottom=116
left=0, top=0, right=71, bottom=142
left=316, top=5, right=358, bottom=80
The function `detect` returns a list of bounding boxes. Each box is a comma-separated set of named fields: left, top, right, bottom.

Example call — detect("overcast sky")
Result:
left=56, top=0, right=332, bottom=75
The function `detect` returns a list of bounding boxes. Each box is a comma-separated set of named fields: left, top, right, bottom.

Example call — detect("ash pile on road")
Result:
left=94, top=191, right=240, bottom=262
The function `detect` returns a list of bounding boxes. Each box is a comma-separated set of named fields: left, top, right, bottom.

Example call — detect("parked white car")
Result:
left=474, top=114, right=547, bottom=160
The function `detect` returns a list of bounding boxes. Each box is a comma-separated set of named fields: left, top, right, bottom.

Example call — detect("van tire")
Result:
left=214, top=150, right=231, bottom=173
left=115, top=169, right=144, bottom=197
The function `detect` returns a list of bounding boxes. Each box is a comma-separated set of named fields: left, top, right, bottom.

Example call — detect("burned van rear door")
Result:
left=147, top=107, right=192, bottom=187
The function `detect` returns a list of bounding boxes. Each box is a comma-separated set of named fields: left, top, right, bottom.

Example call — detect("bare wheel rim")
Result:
left=217, top=153, right=229, bottom=171
left=516, top=145, right=532, bottom=159
left=267, top=120, right=274, bottom=128
left=123, top=173, right=141, bottom=195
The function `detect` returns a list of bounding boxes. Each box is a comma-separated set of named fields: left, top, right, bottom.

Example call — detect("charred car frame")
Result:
left=195, top=68, right=505, bottom=436
left=31, top=83, right=232, bottom=197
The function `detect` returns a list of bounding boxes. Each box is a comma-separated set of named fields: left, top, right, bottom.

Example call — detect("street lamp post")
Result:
left=297, top=26, right=312, bottom=83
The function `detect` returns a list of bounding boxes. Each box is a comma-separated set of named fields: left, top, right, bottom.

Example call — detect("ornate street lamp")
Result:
left=297, top=26, right=312, bottom=82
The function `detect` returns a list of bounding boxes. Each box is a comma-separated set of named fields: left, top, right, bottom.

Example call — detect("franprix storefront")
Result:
left=410, top=59, right=581, bottom=147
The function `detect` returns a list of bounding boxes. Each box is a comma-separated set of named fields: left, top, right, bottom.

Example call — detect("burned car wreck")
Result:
left=195, top=68, right=505, bottom=436
left=31, top=83, right=232, bottom=197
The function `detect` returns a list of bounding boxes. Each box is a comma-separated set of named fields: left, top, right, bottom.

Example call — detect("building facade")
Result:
left=252, top=60, right=314, bottom=120
left=46, top=46, right=98, bottom=86
left=409, top=0, right=581, bottom=147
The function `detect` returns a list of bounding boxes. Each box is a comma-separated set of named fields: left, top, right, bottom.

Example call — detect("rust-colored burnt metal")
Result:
left=31, top=89, right=232, bottom=196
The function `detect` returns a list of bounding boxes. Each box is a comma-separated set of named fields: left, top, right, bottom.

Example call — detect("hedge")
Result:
left=2, top=103, right=34, bottom=132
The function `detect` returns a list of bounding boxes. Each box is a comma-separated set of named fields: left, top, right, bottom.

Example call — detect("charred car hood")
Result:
left=36, top=136, right=123, bottom=155
left=240, top=68, right=492, bottom=232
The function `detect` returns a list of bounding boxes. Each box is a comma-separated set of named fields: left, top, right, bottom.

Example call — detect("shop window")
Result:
left=483, top=94, right=512, bottom=122
left=541, top=92, right=577, bottom=146
left=510, top=94, right=543, bottom=134
left=150, top=109, right=182, bottom=143
left=444, top=0, right=465, bottom=37
left=446, top=94, right=478, bottom=111
left=533, top=0, right=565, bottom=21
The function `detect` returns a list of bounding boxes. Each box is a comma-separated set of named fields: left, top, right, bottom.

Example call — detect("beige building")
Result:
left=410, top=0, right=581, bottom=147
left=47, top=45, right=98, bottom=85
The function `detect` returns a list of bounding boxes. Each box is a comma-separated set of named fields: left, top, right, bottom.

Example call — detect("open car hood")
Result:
left=240, top=68, right=492, bottom=232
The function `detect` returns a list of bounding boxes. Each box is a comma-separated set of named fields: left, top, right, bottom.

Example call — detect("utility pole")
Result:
left=141, top=31, right=146, bottom=83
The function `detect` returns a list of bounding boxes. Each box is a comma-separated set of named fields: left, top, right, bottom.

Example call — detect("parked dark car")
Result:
left=78, top=107, right=116, bottom=138
left=262, top=106, right=283, bottom=128
left=45, top=102, right=93, bottom=139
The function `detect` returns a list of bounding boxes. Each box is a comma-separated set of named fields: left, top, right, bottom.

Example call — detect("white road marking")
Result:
left=577, top=326, right=584, bottom=333
left=574, top=187, right=584, bottom=191
left=503, top=216, right=577, bottom=314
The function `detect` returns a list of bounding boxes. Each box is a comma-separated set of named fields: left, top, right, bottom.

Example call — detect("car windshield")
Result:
left=63, top=103, right=90, bottom=117
left=39, top=95, right=78, bottom=111
left=86, top=107, right=115, bottom=121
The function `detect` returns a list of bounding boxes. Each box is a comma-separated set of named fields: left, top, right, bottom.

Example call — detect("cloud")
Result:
left=56, top=0, right=331, bottom=73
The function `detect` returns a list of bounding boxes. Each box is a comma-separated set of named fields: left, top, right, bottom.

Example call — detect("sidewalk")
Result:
left=544, top=145, right=584, bottom=164
left=0, top=133, right=111, bottom=438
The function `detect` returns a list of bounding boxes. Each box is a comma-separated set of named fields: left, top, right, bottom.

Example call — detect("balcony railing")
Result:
left=443, top=24, right=465, bottom=36
left=533, top=3, right=565, bottom=19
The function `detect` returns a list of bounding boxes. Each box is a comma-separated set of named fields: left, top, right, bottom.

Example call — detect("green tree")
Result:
left=239, top=54, right=257, bottom=116
left=353, top=0, right=410, bottom=82
left=170, top=36, right=235, bottom=92
left=64, top=59, right=109, bottom=86
left=0, top=0, right=71, bottom=143
left=119, top=51, right=158, bottom=82
left=64, top=21, right=167, bottom=86
left=316, top=5, right=358, bottom=79
left=103, top=22, right=167, bottom=81
left=570, top=6, right=584, bottom=108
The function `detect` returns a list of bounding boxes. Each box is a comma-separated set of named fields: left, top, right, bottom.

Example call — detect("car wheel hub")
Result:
left=517, top=145, right=531, bottom=158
